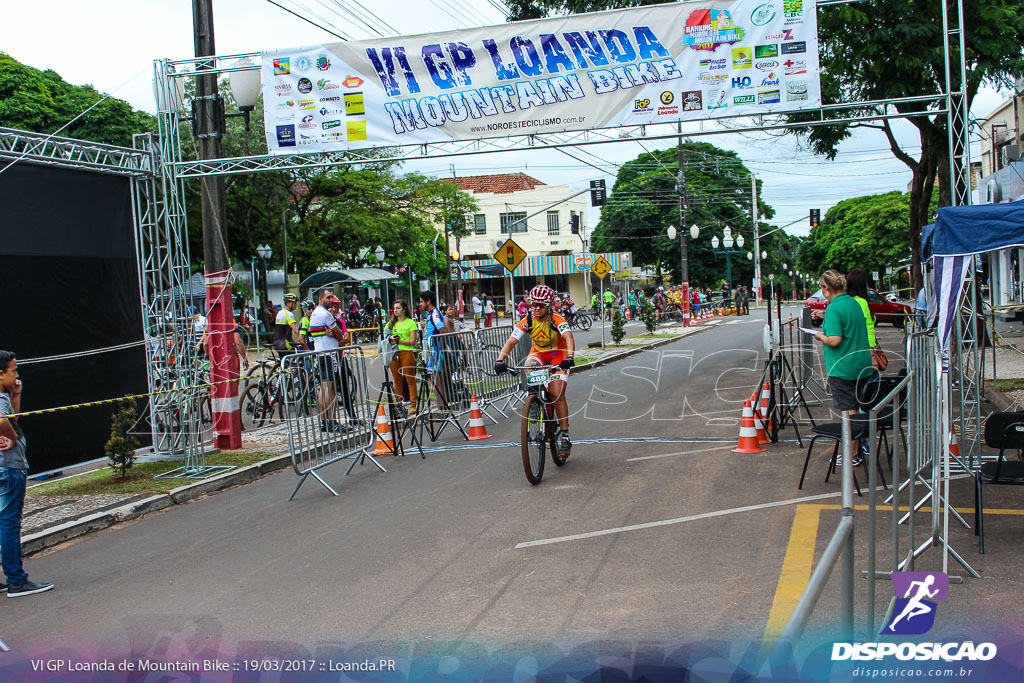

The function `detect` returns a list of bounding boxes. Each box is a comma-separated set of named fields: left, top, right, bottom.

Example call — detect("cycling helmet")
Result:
left=186, top=305, right=198, bottom=315
left=283, top=293, right=298, bottom=303
left=302, top=299, right=314, bottom=310
left=527, top=284, right=555, bottom=306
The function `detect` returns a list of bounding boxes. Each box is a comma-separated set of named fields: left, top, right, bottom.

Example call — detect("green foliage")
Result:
left=640, top=300, right=657, bottom=334
left=105, top=402, right=140, bottom=478
left=610, top=309, right=626, bottom=344
left=796, top=189, right=938, bottom=279
left=592, top=141, right=787, bottom=289
left=0, top=53, right=154, bottom=145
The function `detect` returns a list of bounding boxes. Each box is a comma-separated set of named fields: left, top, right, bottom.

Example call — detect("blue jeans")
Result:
left=0, top=467, right=28, bottom=585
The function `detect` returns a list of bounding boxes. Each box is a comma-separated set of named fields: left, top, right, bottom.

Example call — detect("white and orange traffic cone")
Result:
left=466, top=395, right=491, bottom=441
left=754, top=410, right=771, bottom=445
left=750, top=388, right=762, bottom=422
left=733, top=400, right=766, bottom=453
left=948, top=423, right=960, bottom=458
left=760, top=382, right=773, bottom=430
left=371, top=403, right=396, bottom=455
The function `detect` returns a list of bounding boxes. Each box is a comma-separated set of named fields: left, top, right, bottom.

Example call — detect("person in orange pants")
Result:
left=385, top=300, right=418, bottom=413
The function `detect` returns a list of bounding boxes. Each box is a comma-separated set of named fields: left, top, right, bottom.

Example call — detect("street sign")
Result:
left=886, top=266, right=893, bottom=275
left=592, top=255, right=612, bottom=279
left=575, top=254, right=593, bottom=272
left=494, top=238, right=527, bottom=273
left=872, top=271, right=880, bottom=281
left=590, top=179, right=607, bottom=207
left=769, top=273, right=775, bottom=280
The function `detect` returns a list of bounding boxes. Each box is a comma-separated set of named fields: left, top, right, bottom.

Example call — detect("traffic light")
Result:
left=570, top=213, right=581, bottom=234
left=809, top=208, right=820, bottom=227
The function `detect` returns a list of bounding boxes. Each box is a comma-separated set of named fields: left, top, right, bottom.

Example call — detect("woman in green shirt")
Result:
left=385, top=300, right=419, bottom=414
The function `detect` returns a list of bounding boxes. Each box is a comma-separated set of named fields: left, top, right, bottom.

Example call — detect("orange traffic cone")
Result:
left=754, top=410, right=771, bottom=445
left=371, top=404, right=396, bottom=455
left=760, top=382, right=773, bottom=430
left=750, top=388, right=762, bottom=421
left=466, top=395, right=491, bottom=441
left=948, top=423, right=960, bottom=458
left=733, top=400, right=766, bottom=453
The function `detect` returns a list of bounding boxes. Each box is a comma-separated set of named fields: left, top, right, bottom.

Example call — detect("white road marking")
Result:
left=515, top=490, right=851, bottom=549
left=626, top=444, right=735, bottom=462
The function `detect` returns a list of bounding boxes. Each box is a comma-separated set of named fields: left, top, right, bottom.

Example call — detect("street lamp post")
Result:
left=668, top=224, right=700, bottom=326
left=374, top=245, right=389, bottom=314
left=711, top=227, right=745, bottom=292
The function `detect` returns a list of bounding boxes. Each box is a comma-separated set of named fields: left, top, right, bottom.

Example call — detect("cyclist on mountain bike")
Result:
left=493, top=285, right=576, bottom=455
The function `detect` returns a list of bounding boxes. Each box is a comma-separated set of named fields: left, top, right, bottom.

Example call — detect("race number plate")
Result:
left=525, top=369, right=549, bottom=386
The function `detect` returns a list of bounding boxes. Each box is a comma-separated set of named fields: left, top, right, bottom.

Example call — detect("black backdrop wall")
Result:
left=0, top=163, right=149, bottom=474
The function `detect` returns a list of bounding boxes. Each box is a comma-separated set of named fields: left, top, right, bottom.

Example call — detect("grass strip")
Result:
left=28, top=451, right=277, bottom=496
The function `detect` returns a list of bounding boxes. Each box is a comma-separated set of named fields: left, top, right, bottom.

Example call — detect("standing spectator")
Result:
left=329, top=296, right=349, bottom=343
left=628, top=290, right=637, bottom=319
left=590, top=288, right=600, bottom=312
left=384, top=300, right=418, bottom=413
left=810, top=270, right=873, bottom=467
left=263, top=300, right=276, bottom=337
left=517, top=296, right=528, bottom=320
left=310, top=288, right=351, bottom=432
left=418, top=290, right=451, bottom=405
left=472, top=292, right=483, bottom=329
left=347, top=296, right=361, bottom=326
left=299, top=300, right=315, bottom=350
left=0, top=350, right=54, bottom=597
left=188, top=305, right=208, bottom=357
left=446, top=303, right=467, bottom=332
left=272, top=293, right=305, bottom=358
left=602, top=287, right=614, bottom=320
left=484, top=295, right=495, bottom=327
left=363, top=296, right=377, bottom=328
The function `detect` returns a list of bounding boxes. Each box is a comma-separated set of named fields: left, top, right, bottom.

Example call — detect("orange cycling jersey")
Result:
left=512, top=312, right=570, bottom=353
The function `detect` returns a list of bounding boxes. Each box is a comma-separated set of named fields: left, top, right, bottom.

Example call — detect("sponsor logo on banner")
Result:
left=683, top=9, right=746, bottom=51
left=297, top=78, right=313, bottom=94
left=322, top=120, right=342, bottom=130
left=759, top=73, right=780, bottom=87
left=764, top=29, right=794, bottom=41
left=786, top=80, right=808, bottom=100
left=298, top=134, right=319, bottom=145
left=699, top=72, right=729, bottom=84
left=301, top=114, right=315, bottom=123
left=781, top=41, right=806, bottom=54
left=707, top=89, right=728, bottom=109
left=320, top=96, right=341, bottom=102
left=733, top=94, right=755, bottom=104
left=317, top=78, right=340, bottom=90
left=295, top=55, right=313, bottom=71
left=316, top=53, right=332, bottom=70
left=783, top=0, right=804, bottom=23
left=274, top=84, right=292, bottom=95
left=633, top=98, right=652, bottom=112
left=755, top=44, right=779, bottom=58
left=344, top=92, right=365, bottom=116
left=750, top=3, right=776, bottom=25
left=681, top=90, right=703, bottom=111
left=732, top=47, right=753, bottom=68
left=273, top=58, right=290, bottom=76
left=731, top=76, right=753, bottom=89
left=319, top=106, right=344, bottom=116
left=657, top=105, right=680, bottom=116
left=783, top=59, right=807, bottom=75
left=323, top=131, right=345, bottom=142
left=347, top=120, right=368, bottom=141
left=342, top=75, right=364, bottom=88
left=660, top=91, right=675, bottom=105
left=699, top=58, right=728, bottom=70
left=275, top=101, right=296, bottom=111
left=831, top=572, right=998, bottom=665
left=755, top=59, right=779, bottom=71
left=276, top=124, right=296, bottom=146
left=298, top=99, right=317, bottom=110
left=757, top=89, right=781, bottom=104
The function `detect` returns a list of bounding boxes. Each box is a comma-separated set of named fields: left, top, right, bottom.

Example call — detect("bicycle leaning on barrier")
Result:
left=492, top=285, right=576, bottom=476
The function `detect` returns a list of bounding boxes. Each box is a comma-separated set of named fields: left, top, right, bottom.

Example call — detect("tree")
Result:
left=105, top=401, right=140, bottom=478
left=0, top=53, right=153, bottom=145
left=591, top=141, right=786, bottom=289
left=640, top=299, right=657, bottom=334
left=784, top=0, right=1024, bottom=289
left=610, top=309, right=626, bottom=344
left=796, top=189, right=937, bottom=283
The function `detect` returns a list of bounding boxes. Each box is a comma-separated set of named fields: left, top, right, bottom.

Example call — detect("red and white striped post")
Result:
left=206, top=269, right=242, bottom=450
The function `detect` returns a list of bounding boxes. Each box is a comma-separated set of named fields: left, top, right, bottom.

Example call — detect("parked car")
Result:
left=804, top=288, right=912, bottom=327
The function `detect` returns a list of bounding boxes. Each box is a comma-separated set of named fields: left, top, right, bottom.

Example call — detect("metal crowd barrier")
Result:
left=414, top=330, right=483, bottom=441
left=474, top=325, right=530, bottom=418
left=282, top=346, right=384, bottom=499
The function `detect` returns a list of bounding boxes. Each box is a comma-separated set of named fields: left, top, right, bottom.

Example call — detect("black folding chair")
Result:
left=975, top=412, right=1024, bottom=554
left=798, top=412, right=870, bottom=496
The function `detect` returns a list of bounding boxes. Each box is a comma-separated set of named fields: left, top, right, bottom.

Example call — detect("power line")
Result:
left=264, top=0, right=350, bottom=39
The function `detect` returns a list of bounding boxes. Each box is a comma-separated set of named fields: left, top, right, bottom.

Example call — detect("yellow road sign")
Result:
left=495, top=238, right=527, bottom=273
left=592, top=255, right=612, bottom=279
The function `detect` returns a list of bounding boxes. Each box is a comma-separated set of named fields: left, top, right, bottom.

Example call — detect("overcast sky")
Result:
left=1, top=0, right=1007, bottom=240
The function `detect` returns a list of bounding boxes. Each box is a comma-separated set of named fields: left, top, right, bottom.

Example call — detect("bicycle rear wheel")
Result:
left=521, top=393, right=546, bottom=485
left=241, top=384, right=269, bottom=430
left=579, top=313, right=593, bottom=331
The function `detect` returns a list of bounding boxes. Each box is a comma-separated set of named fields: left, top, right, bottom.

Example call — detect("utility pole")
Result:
left=194, top=0, right=241, bottom=449
left=752, top=173, right=762, bottom=307
left=677, top=126, right=691, bottom=326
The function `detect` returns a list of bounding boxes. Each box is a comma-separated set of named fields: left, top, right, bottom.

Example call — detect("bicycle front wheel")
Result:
left=241, top=384, right=269, bottom=430
left=521, top=393, right=546, bottom=485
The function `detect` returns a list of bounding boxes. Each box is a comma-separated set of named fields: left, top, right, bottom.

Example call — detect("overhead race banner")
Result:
left=262, top=0, right=819, bottom=153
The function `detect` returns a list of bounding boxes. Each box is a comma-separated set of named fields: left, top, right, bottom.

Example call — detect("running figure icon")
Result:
left=884, top=571, right=949, bottom=635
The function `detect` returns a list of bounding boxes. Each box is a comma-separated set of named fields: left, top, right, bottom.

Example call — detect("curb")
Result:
left=23, top=453, right=292, bottom=557
left=21, top=325, right=719, bottom=556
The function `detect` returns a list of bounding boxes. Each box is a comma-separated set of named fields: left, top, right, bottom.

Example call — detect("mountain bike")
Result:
left=509, top=363, right=569, bottom=485
left=567, top=310, right=593, bottom=332
left=240, top=353, right=309, bottom=429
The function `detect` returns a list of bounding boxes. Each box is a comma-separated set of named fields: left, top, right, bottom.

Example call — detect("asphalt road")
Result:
left=4, top=305, right=1023, bottom=678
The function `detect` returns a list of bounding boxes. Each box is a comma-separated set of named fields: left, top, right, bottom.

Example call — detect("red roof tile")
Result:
left=442, top=173, right=546, bottom=194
